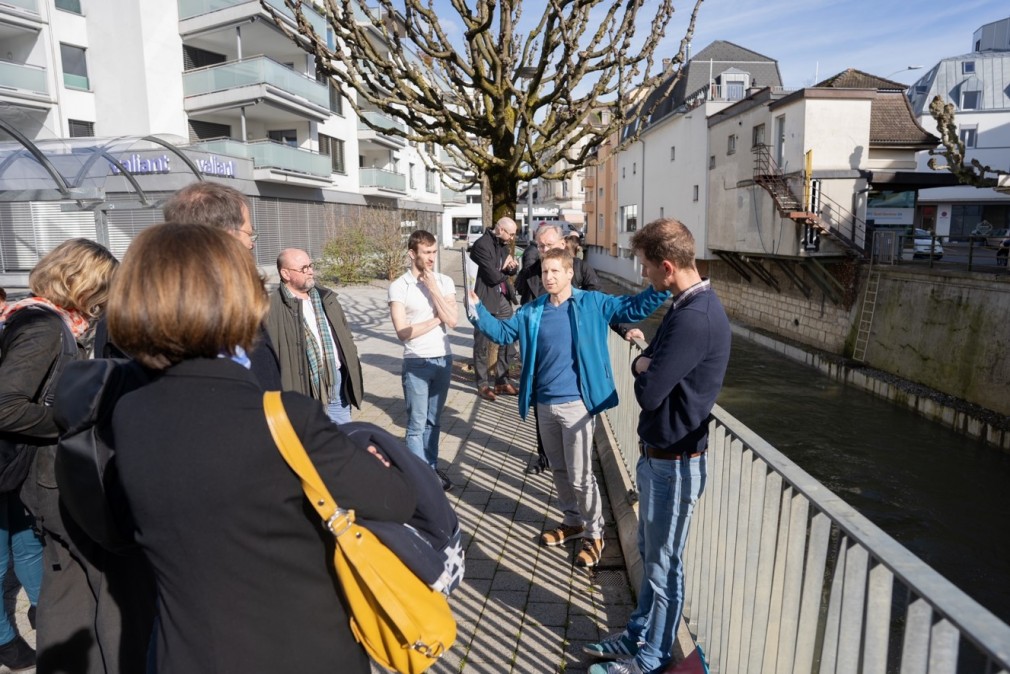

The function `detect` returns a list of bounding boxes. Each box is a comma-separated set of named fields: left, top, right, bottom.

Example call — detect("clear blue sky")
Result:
left=663, top=0, right=1008, bottom=87
left=428, top=0, right=1007, bottom=88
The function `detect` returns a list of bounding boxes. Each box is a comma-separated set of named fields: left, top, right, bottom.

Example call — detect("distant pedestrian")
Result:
left=469, top=248, right=669, bottom=568
left=389, top=230, right=458, bottom=491
left=586, top=218, right=731, bottom=674
left=469, top=217, right=520, bottom=401
left=565, top=229, right=585, bottom=260
left=162, top=181, right=281, bottom=389
left=266, top=248, right=363, bottom=423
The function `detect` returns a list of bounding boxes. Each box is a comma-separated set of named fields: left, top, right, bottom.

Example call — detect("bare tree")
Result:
left=269, top=0, right=704, bottom=222
left=927, top=95, right=1008, bottom=187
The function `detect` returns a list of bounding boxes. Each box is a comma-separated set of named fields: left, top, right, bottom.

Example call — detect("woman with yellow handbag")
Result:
left=104, top=223, right=418, bottom=673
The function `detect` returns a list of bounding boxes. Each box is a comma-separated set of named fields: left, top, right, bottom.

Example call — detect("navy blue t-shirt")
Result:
left=535, top=300, right=581, bottom=405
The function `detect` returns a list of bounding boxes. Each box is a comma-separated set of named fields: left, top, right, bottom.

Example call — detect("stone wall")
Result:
left=709, top=262, right=858, bottom=354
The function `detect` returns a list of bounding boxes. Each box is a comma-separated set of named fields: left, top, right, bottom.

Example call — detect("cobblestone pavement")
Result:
left=350, top=245, right=637, bottom=673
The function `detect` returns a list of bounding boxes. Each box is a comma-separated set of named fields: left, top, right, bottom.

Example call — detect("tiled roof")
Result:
left=869, top=92, right=938, bottom=146
left=814, top=68, right=905, bottom=90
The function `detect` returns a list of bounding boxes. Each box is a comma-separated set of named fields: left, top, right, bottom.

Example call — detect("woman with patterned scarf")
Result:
left=0, top=238, right=127, bottom=673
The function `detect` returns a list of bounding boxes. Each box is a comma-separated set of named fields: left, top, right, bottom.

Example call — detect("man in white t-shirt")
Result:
left=388, top=230, right=459, bottom=491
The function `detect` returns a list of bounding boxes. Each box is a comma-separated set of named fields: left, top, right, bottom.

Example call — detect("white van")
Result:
left=466, top=219, right=485, bottom=246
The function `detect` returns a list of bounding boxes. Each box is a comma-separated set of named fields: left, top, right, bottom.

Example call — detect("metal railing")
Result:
left=0, top=61, right=48, bottom=96
left=359, top=167, right=406, bottom=192
left=177, top=0, right=325, bottom=34
left=603, top=331, right=1010, bottom=674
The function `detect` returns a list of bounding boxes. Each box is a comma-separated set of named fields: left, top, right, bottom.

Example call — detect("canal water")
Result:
left=716, top=337, right=1010, bottom=625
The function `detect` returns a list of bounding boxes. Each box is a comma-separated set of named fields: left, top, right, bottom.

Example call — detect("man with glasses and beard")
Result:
left=266, top=248, right=363, bottom=424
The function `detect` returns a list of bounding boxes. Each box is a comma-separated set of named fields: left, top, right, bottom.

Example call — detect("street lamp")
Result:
left=884, top=65, right=923, bottom=80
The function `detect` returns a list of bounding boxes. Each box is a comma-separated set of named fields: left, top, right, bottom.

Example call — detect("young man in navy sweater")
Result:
left=586, top=218, right=731, bottom=674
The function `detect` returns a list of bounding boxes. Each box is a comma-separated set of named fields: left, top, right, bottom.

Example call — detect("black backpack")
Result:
left=0, top=306, right=77, bottom=493
left=52, top=358, right=151, bottom=552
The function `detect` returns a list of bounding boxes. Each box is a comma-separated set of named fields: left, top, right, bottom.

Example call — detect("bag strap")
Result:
left=263, top=391, right=354, bottom=534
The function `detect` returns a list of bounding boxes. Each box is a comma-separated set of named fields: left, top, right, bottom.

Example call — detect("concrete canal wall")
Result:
left=709, top=262, right=1010, bottom=449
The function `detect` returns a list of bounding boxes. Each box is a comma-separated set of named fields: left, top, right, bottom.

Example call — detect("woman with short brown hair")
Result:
left=107, top=223, right=416, bottom=673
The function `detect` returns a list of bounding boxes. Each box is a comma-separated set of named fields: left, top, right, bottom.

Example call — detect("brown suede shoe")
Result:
left=575, top=537, right=605, bottom=567
left=495, top=382, right=519, bottom=396
left=540, top=524, right=585, bottom=547
left=477, top=386, right=497, bottom=402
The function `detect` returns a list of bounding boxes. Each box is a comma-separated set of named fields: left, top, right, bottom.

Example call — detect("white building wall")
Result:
left=801, top=98, right=872, bottom=170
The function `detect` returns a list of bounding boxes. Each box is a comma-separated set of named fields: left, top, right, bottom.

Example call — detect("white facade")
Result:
left=0, top=0, right=444, bottom=274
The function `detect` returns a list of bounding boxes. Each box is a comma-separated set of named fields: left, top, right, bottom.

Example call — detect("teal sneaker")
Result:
left=587, top=659, right=644, bottom=674
left=583, top=631, right=641, bottom=660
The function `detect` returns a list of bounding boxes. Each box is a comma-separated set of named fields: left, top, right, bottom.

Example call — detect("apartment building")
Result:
left=594, top=41, right=782, bottom=282
left=0, top=0, right=441, bottom=274
left=908, top=15, right=1010, bottom=238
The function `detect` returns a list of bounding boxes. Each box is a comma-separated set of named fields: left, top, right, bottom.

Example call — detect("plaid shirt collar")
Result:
left=670, top=278, right=710, bottom=310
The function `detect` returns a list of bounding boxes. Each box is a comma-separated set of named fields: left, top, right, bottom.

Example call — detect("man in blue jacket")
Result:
left=469, top=248, right=668, bottom=567
left=586, top=218, right=731, bottom=674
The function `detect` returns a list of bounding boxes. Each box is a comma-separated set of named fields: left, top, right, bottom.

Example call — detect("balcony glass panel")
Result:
left=359, top=167, right=406, bottom=192
left=177, top=0, right=324, bottom=34
left=0, top=62, right=47, bottom=95
left=63, top=73, right=89, bottom=90
left=190, top=138, right=331, bottom=177
left=3, top=0, right=38, bottom=12
left=183, top=56, right=328, bottom=108
left=357, top=110, right=406, bottom=134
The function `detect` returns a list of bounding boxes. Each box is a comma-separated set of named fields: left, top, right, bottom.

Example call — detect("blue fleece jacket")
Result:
left=473, top=286, right=670, bottom=420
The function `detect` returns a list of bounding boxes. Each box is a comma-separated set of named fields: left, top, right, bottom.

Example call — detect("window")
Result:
left=632, top=162, right=637, bottom=175
left=959, top=127, right=977, bottom=148
left=328, top=83, right=343, bottom=115
left=752, top=124, right=766, bottom=147
left=727, top=134, right=737, bottom=155
left=598, top=213, right=604, bottom=230
left=60, top=43, right=89, bottom=89
left=726, top=81, right=745, bottom=101
left=408, top=163, right=416, bottom=189
left=68, top=119, right=94, bottom=137
left=55, top=0, right=82, bottom=13
left=562, top=181, right=569, bottom=197
left=598, top=187, right=603, bottom=198
left=962, top=61, right=975, bottom=74
left=670, top=146, right=676, bottom=161
left=961, top=90, right=980, bottom=110
left=659, top=206, right=664, bottom=219
left=318, top=134, right=345, bottom=173
left=268, top=129, right=298, bottom=147
left=621, top=204, right=638, bottom=232
left=692, top=185, right=699, bottom=201
left=425, top=168, right=436, bottom=192
left=709, top=155, right=715, bottom=169
left=622, top=167, right=626, bottom=178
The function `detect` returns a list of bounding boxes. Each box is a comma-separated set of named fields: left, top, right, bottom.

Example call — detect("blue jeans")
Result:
left=626, top=453, right=706, bottom=674
left=325, top=382, right=352, bottom=425
left=0, top=493, right=42, bottom=645
left=401, top=356, right=453, bottom=468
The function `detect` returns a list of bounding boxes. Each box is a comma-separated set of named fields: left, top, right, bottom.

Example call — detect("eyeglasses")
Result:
left=238, top=228, right=259, bottom=243
left=283, top=263, right=314, bottom=274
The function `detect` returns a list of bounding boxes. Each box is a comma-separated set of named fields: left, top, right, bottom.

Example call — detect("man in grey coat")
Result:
left=266, top=248, right=363, bottom=423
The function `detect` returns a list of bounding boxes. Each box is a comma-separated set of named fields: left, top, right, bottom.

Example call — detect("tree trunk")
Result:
left=487, top=167, right=519, bottom=226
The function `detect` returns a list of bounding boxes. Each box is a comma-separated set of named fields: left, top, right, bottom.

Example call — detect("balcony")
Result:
left=183, top=56, right=330, bottom=123
left=189, top=137, right=332, bottom=183
left=178, top=0, right=325, bottom=42
left=357, top=110, right=406, bottom=148
left=359, top=167, right=406, bottom=194
left=441, top=187, right=466, bottom=205
left=0, top=61, right=51, bottom=108
left=0, top=0, right=43, bottom=30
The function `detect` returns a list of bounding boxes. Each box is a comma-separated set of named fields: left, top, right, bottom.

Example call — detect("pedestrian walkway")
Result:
left=341, top=246, right=637, bottom=673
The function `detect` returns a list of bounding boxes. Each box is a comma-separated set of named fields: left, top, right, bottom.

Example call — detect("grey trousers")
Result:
left=537, top=400, right=604, bottom=538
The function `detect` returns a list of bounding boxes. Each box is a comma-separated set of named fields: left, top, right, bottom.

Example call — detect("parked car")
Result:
left=905, top=228, right=944, bottom=260
left=465, top=219, right=485, bottom=246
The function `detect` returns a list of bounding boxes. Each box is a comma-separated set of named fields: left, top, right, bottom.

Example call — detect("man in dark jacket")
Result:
left=266, top=248, right=363, bottom=423
left=469, top=217, right=520, bottom=401
left=161, top=182, right=282, bottom=389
